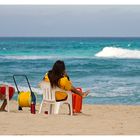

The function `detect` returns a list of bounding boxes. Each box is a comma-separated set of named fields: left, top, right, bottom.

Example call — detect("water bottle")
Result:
left=31, top=102, right=36, bottom=114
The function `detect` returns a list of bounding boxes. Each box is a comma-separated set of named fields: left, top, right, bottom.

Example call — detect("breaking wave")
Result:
left=95, top=47, right=140, bottom=59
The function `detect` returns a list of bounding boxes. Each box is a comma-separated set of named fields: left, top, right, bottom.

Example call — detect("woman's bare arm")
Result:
left=71, top=86, right=90, bottom=97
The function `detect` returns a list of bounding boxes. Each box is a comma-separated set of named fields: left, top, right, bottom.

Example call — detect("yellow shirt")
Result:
left=44, top=73, right=72, bottom=101
left=44, top=73, right=72, bottom=91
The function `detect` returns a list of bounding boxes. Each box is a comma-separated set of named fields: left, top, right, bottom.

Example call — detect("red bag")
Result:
left=0, top=86, right=15, bottom=100
left=72, top=88, right=82, bottom=113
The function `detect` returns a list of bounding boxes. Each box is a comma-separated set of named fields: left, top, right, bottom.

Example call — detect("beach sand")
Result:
left=0, top=100, right=140, bottom=135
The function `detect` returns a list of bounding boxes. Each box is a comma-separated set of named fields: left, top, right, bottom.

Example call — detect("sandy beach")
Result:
left=0, top=100, right=140, bottom=135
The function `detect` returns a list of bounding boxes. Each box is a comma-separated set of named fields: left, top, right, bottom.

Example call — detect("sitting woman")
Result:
left=43, top=60, right=90, bottom=101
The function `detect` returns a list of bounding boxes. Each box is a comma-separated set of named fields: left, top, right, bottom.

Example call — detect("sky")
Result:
left=0, top=5, right=140, bottom=37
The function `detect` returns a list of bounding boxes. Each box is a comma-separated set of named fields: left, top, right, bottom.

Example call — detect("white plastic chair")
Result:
left=38, top=81, right=73, bottom=115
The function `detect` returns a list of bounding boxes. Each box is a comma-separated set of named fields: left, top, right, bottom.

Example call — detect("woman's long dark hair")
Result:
left=48, top=60, right=65, bottom=88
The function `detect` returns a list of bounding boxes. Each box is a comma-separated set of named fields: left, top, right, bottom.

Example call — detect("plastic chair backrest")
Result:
left=39, top=81, right=68, bottom=101
left=39, top=81, right=55, bottom=101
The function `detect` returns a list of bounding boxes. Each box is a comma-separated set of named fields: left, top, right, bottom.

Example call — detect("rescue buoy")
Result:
left=0, top=85, right=15, bottom=100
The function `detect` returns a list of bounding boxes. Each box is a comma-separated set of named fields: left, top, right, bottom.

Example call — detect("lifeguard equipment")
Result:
left=13, top=75, right=36, bottom=114
left=31, top=101, right=36, bottom=114
left=18, top=91, right=31, bottom=107
left=72, top=88, right=83, bottom=113
left=0, top=85, right=15, bottom=112
left=0, top=85, right=15, bottom=100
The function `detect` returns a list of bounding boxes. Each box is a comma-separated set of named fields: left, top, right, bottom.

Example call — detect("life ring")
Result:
left=0, top=85, right=15, bottom=100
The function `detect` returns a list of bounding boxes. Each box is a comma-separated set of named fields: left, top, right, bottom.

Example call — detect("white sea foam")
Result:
left=89, top=91, right=134, bottom=98
left=95, top=47, right=140, bottom=59
left=0, top=55, right=56, bottom=60
left=0, top=81, right=43, bottom=95
left=0, top=81, right=14, bottom=87
left=0, top=81, right=136, bottom=98
left=0, top=55, right=89, bottom=60
left=16, top=86, right=43, bottom=95
left=3, top=48, right=6, bottom=50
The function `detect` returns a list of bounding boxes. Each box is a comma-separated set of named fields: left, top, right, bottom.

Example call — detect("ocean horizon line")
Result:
left=0, top=36, right=140, bottom=38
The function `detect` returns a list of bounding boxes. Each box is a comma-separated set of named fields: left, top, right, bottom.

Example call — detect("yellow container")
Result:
left=18, top=91, right=31, bottom=107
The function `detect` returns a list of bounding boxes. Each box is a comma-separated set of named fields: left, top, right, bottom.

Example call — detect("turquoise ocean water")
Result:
left=0, top=37, right=140, bottom=105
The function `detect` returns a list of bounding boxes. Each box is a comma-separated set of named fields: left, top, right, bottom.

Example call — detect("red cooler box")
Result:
left=72, top=88, right=82, bottom=113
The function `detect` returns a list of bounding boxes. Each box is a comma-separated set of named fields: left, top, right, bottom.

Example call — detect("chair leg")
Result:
left=39, top=101, right=43, bottom=114
left=6, top=86, right=10, bottom=112
left=54, top=102, right=61, bottom=114
left=48, top=104, right=53, bottom=115
left=69, top=103, right=73, bottom=116
left=68, top=96, right=73, bottom=116
left=7, top=98, right=10, bottom=113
